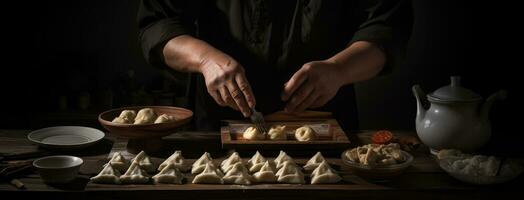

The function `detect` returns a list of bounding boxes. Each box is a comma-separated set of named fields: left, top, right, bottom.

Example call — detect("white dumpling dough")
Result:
left=134, top=108, right=157, bottom=124
left=295, top=126, right=316, bottom=141
left=222, top=162, right=252, bottom=185
left=120, top=161, right=150, bottom=184
left=268, top=125, right=287, bottom=140
left=108, top=152, right=130, bottom=173
left=276, top=162, right=305, bottom=184
left=303, top=152, right=326, bottom=171
left=91, top=163, right=121, bottom=184
left=112, top=110, right=136, bottom=124
left=152, top=163, right=184, bottom=184
left=253, top=160, right=277, bottom=183
left=192, top=152, right=214, bottom=174
left=247, top=151, right=267, bottom=173
left=311, top=161, right=342, bottom=184
left=192, top=163, right=224, bottom=184
left=274, top=151, right=294, bottom=169
left=243, top=126, right=265, bottom=140
left=131, top=151, right=155, bottom=173
left=158, top=150, right=190, bottom=172
left=154, top=114, right=175, bottom=124
left=220, top=152, right=242, bottom=173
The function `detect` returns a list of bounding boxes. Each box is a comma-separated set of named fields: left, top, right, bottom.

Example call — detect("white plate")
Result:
left=28, top=126, right=105, bottom=150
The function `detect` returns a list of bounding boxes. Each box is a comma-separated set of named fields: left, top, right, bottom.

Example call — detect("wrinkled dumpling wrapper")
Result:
left=158, top=150, right=190, bottom=172
left=152, top=163, right=184, bottom=184
left=91, top=163, right=121, bottom=184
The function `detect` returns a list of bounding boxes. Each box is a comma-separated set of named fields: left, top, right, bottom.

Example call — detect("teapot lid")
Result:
left=428, top=76, right=482, bottom=102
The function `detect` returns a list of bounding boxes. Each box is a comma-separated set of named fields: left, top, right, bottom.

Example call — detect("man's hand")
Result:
left=200, top=51, right=255, bottom=117
left=281, top=60, right=344, bottom=112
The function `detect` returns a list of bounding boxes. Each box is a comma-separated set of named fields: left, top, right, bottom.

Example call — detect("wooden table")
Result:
left=0, top=129, right=522, bottom=200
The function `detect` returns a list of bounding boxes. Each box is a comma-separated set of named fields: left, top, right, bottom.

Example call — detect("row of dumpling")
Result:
left=91, top=150, right=189, bottom=184
left=112, top=108, right=175, bottom=124
left=244, top=125, right=317, bottom=141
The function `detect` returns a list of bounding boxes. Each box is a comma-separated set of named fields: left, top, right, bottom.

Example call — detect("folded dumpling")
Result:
left=112, top=110, right=136, bottom=124
left=131, top=151, right=155, bottom=173
left=91, top=163, right=121, bottom=184
left=276, top=162, right=305, bottom=184
left=247, top=151, right=267, bottom=173
left=192, top=163, right=224, bottom=184
left=274, top=151, right=294, bottom=169
left=311, top=161, right=342, bottom=184
left=134, top=108, right=157, bottom=124
left=222, top=162, right=252, bottom=185
left=108, top=151, right=129, bottom=173
left=268, top=125, right=287, bottom=140
left=253, top=161, right=277, bottom=183
left=220, top=152, right=243, bottom=173
left=303, top=152, right=326, bottom=171
left=191, top=152, right=214, bottom=174
left=158, top=150, right=190, bottom=172
left=243, top=126, right=265, bottom=140
left=152, top=163, right=184, bottom=184
left=120, top=161, right=150, bottom=184
left=154, top=114, right=175, bottom=124
left=295, top=126, right=316, bottom=141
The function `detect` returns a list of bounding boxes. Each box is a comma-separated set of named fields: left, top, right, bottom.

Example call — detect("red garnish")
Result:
left=371, top=130, right=394, bottom=144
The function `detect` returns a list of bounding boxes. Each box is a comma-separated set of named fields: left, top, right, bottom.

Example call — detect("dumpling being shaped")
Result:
left=253, top=160, right=277, bottom=183
left=154, top=114, right=175, bottom=124
left=247, top=151, right=267, bottom=173
left=192, top=163, right=224, bottom=184
left=311, top=161, right=342, bottom=184
left=158, top=150, right=190, bottom=172
left=131, top=151, right=155, bottom=173
left=274, top=150, right=294, bottom=169
left=134, top=108, right=157, bottom=124
left=276, top=162, right=305, bottom=184
left=108, top=151, right=130, bottom=173
left=91, top=163, right=121, bottom=184
left=222, top=162, right=252, bottom=185
left=152, top=163, right=184, bottom=184
left=120, top=161, right=150, bottom=184
left=220, top=152, right=243, bottom=173
left=268, top=125, right=287, bottom=140
left=243, top=126, right=265, bottom=140
left=303, top=152, right=326, bottom=171
left=112, top=110, right=136, bottom=124
left=295, top=126, right=316, bottom=141
left=192, top=152, right=214, bottom=174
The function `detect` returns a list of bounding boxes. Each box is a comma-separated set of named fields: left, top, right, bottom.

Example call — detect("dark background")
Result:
left=1, top=1, right=521, bottom=155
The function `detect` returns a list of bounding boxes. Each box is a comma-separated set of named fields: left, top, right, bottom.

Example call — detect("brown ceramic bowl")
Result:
left=341, top=150, right=413, bottom=181
left=98, top=106, right=193, bottom=139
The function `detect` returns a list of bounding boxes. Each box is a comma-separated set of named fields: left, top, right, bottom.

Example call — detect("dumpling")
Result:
left=276, top=162, right=305, bottom=184
left=253, top=161, right=277, bottom=183
left=192, top=163, right=224, bottom=184
left=273, top=151, right=294, bottom=169
left=154, top=114, right=176, bottom=124
left=222, top=162, right=252, bottom=185
left=303, top=152, right=326, bottom=171
left=120, top=161, right=150, bottom=184
left=268, top=125, right=287, bottom=140
left=243, top=126, right=266, bottom=140
left=108, top=152, right=129, bottom=173
left=158, top=150, right=190, bottom=172
left=220, top=152, right=243, bottom=173
left=247, top=151, right=267, bottom=173
left=152, top=163, right=184, bottom=184
left=311, top=161, right=342, bottom=184
left=112, top=110, right=136, bottom=124
left=295, top=126, right=316, bottom=141
left=133, top=108, right=157, bottom=124
left=91, top=163, right=121, bottom=184
left=192, top=152, right=214, bottom=174
left=131, top=151, right=155, bottom=173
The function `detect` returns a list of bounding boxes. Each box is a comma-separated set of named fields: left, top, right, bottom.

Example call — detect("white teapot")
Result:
left=412, top=76, right=506, bottom=154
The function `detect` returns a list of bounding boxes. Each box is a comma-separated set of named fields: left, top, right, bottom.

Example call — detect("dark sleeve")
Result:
left=137, top=0, right=201, bottom=68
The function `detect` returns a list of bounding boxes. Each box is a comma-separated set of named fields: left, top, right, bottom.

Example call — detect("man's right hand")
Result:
left=199, top=51, right=255, bottom=117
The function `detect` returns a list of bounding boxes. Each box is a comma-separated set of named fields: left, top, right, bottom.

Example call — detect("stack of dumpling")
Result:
left=191, top=152, right=224, bottom=184
left=112, top=108, right=176, bottom=125
left=304, top=152, right=342, bottom=184
left=153, top=150, right=188, bottom=184
left=273, top=151, right=305, bottom=184
left=118, top=151, right=153, bottom=184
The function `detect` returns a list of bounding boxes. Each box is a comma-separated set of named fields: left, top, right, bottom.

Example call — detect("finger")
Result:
left=285, top=83, right=314, bottom=113
left=209, top=89, right=226, bottom=107
left=235, top=73, right=256, bottom=108
left=294, top=89, right=320, bottom=112
left=310, top=95, right=330, bottom=108
left=220, top=87, right=239, bottom=110
left=226, top=82, right=251, bottom=117
left=282, top=69, right=307, bottom=101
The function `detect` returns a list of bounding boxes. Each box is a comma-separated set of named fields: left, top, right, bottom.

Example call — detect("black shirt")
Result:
left=137, top=0, right=401, bottom=131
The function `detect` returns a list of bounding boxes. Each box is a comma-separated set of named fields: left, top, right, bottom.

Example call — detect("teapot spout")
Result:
left=412, top=85, right=429, bottom=124
left=480, top=90, right=507, bottom=122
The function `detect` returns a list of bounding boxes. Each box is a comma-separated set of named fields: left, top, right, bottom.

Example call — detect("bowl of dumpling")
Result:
left=98, top=106, right=193, bottom=139
left=341, top=143, right=413, bottom=181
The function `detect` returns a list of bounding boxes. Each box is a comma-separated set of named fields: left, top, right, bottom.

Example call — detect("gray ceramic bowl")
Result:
left=33, top=155, right=83, bottom=184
